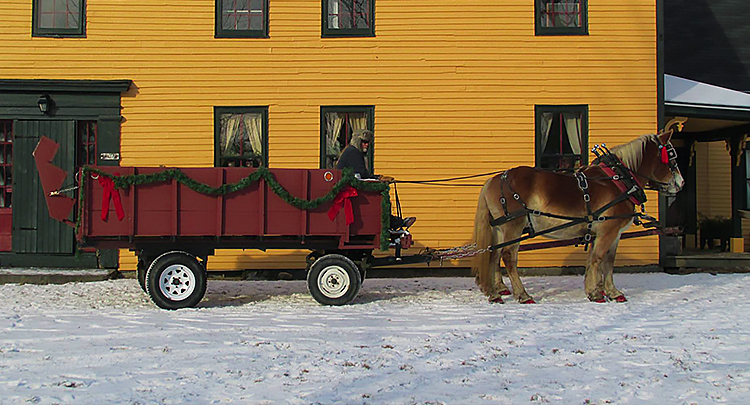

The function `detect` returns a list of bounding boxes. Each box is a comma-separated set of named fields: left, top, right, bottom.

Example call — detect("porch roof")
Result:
left=665, top=74, right=750, bottom=121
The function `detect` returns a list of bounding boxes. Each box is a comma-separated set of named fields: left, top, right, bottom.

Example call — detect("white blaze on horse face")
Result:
left=669, top=168, right=685, bottom=194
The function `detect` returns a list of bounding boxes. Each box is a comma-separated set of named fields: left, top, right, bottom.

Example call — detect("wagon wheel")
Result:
left=136, top=258, right=150, bottom=293
left=145, top=251, right=207, bottom=310
left=307, top=254, right=362, bottom=306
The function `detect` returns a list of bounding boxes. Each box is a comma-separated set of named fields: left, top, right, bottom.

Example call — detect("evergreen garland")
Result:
left=81, top=167, right=392, bottom=250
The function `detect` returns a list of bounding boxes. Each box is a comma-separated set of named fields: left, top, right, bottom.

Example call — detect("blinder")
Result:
left=659, top=143, right=678, bottom=167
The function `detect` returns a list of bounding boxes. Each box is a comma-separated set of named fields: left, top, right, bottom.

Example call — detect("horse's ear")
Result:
left=657, top=129, right=674, bottom=145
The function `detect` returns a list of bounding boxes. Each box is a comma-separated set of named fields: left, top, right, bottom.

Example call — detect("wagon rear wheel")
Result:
left=307, top=254, right=362, bottom=306
left=145, top=251, right=207, bottom=310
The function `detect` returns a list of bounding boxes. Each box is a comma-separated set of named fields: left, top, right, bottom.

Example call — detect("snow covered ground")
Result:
left=1, top=272, right=749, bottom=405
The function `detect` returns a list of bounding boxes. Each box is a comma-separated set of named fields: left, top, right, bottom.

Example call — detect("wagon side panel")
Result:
left=177, top=168, right=223, bottom=236
left=223, top=168, right=262, bottom=237
left=86, top=166, right=134, bottom=238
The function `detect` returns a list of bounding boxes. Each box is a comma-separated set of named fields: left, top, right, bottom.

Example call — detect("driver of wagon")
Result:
left=335, top=129, right=416, bottom=229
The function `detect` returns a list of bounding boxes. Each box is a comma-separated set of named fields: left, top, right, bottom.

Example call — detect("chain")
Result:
left=424, top=243, right=492, bottom=263
left=49, top=185, right=80, bottom=196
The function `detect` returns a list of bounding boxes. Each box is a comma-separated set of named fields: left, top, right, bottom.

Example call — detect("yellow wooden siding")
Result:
left=1, top=0, right=659, bottom=270
left=695, top=141, right=732, bottom=219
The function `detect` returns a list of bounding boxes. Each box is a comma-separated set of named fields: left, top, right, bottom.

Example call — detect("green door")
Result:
left=12, top=120, right=76, bottom=254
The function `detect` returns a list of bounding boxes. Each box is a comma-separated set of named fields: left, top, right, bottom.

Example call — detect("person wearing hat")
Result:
left=336, top=129, right=416, bottom=229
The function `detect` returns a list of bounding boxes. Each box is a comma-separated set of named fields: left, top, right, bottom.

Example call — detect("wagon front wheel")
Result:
left=307, top=254, right=361, bottom=306
left=145, top=251, right=207, bottom=310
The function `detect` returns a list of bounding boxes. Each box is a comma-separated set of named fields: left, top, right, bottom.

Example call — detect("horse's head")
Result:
left=644, top=130, right=684, bottom=194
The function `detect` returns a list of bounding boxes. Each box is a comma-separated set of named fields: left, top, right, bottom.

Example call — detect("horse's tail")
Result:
left=472, top=179, right=494, bottom=296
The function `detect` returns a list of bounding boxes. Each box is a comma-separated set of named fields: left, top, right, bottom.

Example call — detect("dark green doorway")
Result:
left=12, top=120, right=76, bottom=254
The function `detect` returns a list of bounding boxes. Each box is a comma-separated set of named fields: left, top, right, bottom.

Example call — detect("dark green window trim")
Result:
left=215, top=0, right=269, bottom=39
left=32, top=0, right=86, bottom=38
left=320, top=105, right=374, bottom=170
left=214, top=106, right=269, bottom=168
left=535, top=105, right=589, bottom=170
left=322, top=0, right=375, bottom=38
left=535, top=0, right=588, bottom=36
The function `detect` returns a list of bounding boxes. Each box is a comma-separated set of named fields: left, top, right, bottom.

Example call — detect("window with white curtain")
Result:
left=215, top=107, right=268, bottom=167
left=535, top=105, right=588, bottom=171
left=320, top=106, right=374, bottom=169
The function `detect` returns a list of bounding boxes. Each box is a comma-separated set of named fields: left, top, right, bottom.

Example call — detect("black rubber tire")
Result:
left=145, top=252, right=207, bottom=310
left=307, top=254, right=362, bottom=306
left=136, top=259, right=148, bottom=293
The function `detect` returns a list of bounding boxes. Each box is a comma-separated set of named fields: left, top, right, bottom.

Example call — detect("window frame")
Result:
left=534, top=105, right=589, bottom=170
left=322, top=0, right=375, bottom=38
left=215, top=0, right=270, bottom=39
left=77, top=120, right=97, bottom=167
left=0, top=120, right=12, bottom=209
left=214, top=106, right=269, bottom=168
left=32, top=0, right=86, bottom=38
left=535, top=0, right=588, bottom=36
left=320, top=105, right=375, bottom=170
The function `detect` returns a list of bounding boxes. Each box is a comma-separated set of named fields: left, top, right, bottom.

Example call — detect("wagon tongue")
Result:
left=32, top=136, right=76, bottom=226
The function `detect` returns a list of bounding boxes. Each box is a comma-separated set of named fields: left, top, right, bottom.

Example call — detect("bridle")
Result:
left=635, top=140, right=680, bottom=192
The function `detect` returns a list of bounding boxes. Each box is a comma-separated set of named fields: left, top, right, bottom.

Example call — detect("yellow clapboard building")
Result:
left=0, top=0, right=661, bottom=271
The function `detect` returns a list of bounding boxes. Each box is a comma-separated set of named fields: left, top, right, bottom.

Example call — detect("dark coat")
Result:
left=336, top=145, right=377, bottom=179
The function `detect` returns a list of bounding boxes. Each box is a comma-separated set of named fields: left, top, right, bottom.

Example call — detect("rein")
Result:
left=486, top=142, right=668, bottom=251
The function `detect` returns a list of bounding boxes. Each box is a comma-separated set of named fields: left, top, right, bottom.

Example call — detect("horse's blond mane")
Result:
left=609, top=134, right=658, bottom=170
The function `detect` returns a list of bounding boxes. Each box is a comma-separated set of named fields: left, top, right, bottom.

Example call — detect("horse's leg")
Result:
left=486, top=250, right=507, bottom=303
left=496, top=220, right=533, bottom=303
left=495, top=263, right=512, bottom=296
left=502, top=243, right=534, bottom=303
left=584, top=225, right=622, bottom=302
left=494, top=257, right=511, bottom=296
left=601, top=239, right=627, bottom=302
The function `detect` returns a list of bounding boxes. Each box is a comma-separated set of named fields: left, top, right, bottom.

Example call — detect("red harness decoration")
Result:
left=597, top=159, right=646, bottom=206
left=660, top=145, right=669, bottom=164
left=328, top=186, right=358, bottom=225
left=99, top=174, right=125, bottom=222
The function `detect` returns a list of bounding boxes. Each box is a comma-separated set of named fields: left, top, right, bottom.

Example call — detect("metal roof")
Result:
left=666, top=74, right=750, bottom=113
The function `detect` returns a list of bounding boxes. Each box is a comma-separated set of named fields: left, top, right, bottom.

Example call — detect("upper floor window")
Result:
left=321, top=106, right=374, bottom=169
left=214, top=107, right=269, bottom=167
left=323, top=0, right=374, bottom=37
left=535, top=0, right=588, bottom=36
left=535, top=105, right=588, bottom=171
left=33, top=0, right=86, bottom=37
left=216, top=0, right=269, bottom=38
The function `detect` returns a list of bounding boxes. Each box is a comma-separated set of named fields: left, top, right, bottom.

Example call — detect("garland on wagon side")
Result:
left=80, top=166, right=392, bottom=251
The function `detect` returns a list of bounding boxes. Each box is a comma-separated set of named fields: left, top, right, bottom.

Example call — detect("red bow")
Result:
left=99, top=174, right=125, bottom=222
left=660, top=145, right=669, bottom=164
left=328, top=186, right=358, bottom=225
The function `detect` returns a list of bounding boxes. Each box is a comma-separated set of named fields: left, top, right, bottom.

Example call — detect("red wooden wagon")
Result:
left=34, top=137, right=423, bottom=309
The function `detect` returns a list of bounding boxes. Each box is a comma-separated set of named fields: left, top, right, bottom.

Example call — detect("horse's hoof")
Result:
left=588, top=294, right=606, bottom=303
left=499, top=290, right=512, bottom=296
left=614, top=295, right=627, bottom=303
left=489, top=296, right=505, bottom=304
left=521, top=299, right=536, bottom=304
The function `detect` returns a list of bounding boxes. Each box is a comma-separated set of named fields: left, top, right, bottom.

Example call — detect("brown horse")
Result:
left=472, top=130, right=684, bottom=303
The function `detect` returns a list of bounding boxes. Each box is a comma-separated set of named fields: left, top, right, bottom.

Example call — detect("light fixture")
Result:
left=37, top=94, right=53, bottom=115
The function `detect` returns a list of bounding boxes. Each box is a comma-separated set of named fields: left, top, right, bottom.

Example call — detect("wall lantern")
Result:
left=37, top=94, right=54, bottom=115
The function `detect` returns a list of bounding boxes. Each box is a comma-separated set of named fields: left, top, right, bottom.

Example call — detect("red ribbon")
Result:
left=99, top=174, right=125, bottom=222
left=328, top=186, right=358, bottom=225
left=660, top=145, right=669, bottom=164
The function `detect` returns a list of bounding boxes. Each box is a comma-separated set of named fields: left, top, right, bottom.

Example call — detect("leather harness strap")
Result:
left=488, top=146, right=654, bottom=250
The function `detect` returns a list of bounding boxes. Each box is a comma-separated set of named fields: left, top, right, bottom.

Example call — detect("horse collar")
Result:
left=597, top=155, right=647, bottom=206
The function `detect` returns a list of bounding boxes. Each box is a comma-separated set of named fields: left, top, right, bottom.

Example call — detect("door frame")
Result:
left=0, top=79, right=131, bottom=267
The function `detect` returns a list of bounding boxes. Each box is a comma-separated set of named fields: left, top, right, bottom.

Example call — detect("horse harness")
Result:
left=488, top=144, right=660, bottom=252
